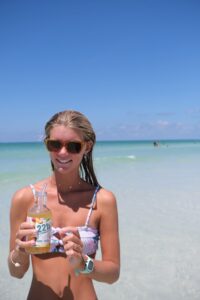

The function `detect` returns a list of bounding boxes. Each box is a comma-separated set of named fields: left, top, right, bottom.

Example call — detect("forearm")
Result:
left=8, top=248, right=30, bottom=279
left=87, top=259, right=120, bottom=284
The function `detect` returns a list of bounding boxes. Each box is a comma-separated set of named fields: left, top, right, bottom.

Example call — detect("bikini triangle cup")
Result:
left=29, top=184, right=100, bottom=255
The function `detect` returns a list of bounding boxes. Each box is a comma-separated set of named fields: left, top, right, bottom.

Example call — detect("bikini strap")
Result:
left=29, top=184, right=36, bottom=200
left=85, top=186, right=100, bottom=227
left=29, top=182, right=48, bottom=201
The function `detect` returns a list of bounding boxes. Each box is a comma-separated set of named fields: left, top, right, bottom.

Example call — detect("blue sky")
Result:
left=0, top=0, right=200, bottom=141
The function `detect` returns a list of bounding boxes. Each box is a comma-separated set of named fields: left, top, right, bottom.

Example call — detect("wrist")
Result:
left=15, top=245, right=26, bottom=253
left=10, top=249, right=22, bottom=268
left=75, top=255, right=94, bottom=276
left=10, top=247, right=29, bottom=268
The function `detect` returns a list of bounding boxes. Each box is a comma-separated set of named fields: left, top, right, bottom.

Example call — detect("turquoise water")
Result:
left=1, top=139, right=199, bottom=183
left=1, top=140, right=200, bottom=299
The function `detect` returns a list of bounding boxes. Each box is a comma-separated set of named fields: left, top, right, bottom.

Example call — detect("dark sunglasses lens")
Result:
left=67, top=142, right=82, bottom=153
left=46, top=140, right=62, bottom=152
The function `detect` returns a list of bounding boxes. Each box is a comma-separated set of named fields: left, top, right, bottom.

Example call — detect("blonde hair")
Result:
left=44, top=110, right=99, bottom=186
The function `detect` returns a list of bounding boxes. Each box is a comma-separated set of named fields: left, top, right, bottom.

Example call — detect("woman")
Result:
left=8, top=110, right=120, bottom=300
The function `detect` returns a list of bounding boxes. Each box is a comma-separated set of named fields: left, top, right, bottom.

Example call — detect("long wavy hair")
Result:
left=44, top=110, right=99, bottom=187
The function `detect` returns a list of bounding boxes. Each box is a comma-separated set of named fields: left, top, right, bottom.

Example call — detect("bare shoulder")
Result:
left=97, top=188, right=119, bottom=238
left=97, top=187, right=117, bottom=210
left=11, top=178, right=47, bottom=209
left=11, top=186, right=33, bottom=210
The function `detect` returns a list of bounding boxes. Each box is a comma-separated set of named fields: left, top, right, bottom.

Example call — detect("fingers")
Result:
left=64, top=240, right=83, bottom=255
left=60, top=227, right=83, bottom=249
left=60, top=227, right=83, bottom=266
left=62, top=228, right=83, bottom=249
left=60, top=226, right=81, bottom=239
left=16, top=222, right=36, bottom=240
left=15, top=237, right=36, bottom=250
left=15, top=222, right=36, bottom=251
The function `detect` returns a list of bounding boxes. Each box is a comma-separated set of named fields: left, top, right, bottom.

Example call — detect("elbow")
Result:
left=108, top=273, right=120, bottom=284
left=107, top=266, right=120, bottom=284
left=8, top=260, right=28, bottom=279
left=8, top=253, right=29, bottom=279
left=9, top=263, right=29, bottom=279
left=9, top=269, right=26, bottom=279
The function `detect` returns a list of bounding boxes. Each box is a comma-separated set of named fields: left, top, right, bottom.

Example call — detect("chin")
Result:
left=55, top=166, right=71, bottom=173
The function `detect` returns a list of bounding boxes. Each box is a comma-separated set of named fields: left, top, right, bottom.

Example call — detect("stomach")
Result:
left=28, top=254, right=97, bottom=300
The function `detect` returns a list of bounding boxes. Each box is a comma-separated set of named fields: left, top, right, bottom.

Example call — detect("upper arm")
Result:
left=98, top=190, right=120, bottom=266
left=9, top=187, right=33, bottom=251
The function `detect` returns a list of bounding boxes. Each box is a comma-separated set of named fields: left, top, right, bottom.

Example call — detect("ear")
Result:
left=84, top=141, right=93, bottom=154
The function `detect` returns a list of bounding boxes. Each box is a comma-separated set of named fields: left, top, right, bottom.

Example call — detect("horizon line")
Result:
left=1, top=138, right=200, bottom=144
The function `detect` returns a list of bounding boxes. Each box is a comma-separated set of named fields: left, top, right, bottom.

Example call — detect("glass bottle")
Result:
left=26, top=191, right=52, bottom=254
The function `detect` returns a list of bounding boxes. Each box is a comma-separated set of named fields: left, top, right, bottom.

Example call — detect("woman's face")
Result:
left=47, top=125, right=88, bottom=174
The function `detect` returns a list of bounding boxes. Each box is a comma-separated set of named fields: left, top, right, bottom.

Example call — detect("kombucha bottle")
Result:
left=26, top=191, right=52, bottom=254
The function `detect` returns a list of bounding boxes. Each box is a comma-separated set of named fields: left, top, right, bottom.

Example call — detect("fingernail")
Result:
left=65, top=231, right=73, bottom=236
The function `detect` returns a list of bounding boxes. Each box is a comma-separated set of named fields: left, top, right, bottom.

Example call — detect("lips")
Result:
left=56, top=158, right=72, bottom=165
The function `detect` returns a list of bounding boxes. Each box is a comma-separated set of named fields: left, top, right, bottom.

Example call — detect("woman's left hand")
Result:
left=60, top=227, right=84, bottom=269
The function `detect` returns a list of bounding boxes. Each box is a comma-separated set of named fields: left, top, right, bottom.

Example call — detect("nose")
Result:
left=58, top=145, right=69, bottom=155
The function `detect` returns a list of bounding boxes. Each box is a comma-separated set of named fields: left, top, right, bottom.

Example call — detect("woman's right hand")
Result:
left=15, top=222, right=37, bottom=252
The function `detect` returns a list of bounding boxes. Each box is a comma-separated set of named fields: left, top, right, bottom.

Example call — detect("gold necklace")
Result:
left=57, top=180, right=82, bottom=193
left=49, top=175, right=83, bottom=193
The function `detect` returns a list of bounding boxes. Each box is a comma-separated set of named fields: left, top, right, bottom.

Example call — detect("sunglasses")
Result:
left=45, top=139, right=84, bottom=154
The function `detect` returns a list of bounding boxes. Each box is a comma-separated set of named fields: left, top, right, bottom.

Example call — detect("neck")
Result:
left=49, top=172, right=83, bottom=193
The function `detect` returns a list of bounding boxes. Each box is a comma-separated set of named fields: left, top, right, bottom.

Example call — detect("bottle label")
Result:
left=27, top=216, right=52, bottom=247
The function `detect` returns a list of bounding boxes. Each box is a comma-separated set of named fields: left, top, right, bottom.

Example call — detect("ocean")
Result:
left=1, top=140, right=200, bottom=299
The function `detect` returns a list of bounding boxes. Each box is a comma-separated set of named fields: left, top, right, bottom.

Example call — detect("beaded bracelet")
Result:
left=10, top=249, right=21, bottom=267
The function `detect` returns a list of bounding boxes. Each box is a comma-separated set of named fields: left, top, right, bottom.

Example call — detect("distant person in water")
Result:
left=8, top=110, right=120, bottom=300
left=153, top=141, right=160, bottom=147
